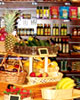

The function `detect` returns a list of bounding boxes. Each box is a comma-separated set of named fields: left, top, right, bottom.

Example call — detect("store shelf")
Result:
left=62, top=71, right=80, bottom=74
left=58, top=53, right=70, bottom=57
left=0, top=52, right=57, bottom=57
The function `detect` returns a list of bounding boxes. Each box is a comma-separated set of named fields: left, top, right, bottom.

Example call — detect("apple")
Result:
left=14, top=65, right=19, bottom=68
left=42, top=72, right=48, bottom=77
left=36, top=72, right=42, bottom=77
left=30, top=72, right=36, bottom=77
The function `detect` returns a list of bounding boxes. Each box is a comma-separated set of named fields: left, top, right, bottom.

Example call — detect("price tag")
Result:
left=9, top=94, right=20, bottom=100
left=38, top=48, right=49, bottom=56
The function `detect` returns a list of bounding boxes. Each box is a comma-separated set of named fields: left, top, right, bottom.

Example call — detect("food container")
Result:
left=41, top=86, right=73, bottom=100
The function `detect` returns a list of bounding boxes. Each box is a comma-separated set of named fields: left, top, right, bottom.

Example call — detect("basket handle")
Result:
left=0, top=52, right=24, bottom=73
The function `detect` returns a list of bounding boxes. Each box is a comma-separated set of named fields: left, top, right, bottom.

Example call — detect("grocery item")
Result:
left=69, top=7, right=77, bottom=20
left=59, top=6, right=69, bottom=19
left=4, top=11, right=18, bottom=52
left=56, top=77, right=76, bottom=89
left=50, top=6, right=59, bottom=19
left=78, top=7, right=80, bottom=19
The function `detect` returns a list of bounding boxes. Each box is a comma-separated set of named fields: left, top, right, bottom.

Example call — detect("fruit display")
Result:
left=4, top=11, right=18, bottom=52
left=56, top=77, right=76, bottom=89
left=4, top=85, right=31, bottom=100
left=41, top=77, right=76, bottom=100
left=14, top=36, right=59, bottom=55
left=30, top=72, right=48, bottom=77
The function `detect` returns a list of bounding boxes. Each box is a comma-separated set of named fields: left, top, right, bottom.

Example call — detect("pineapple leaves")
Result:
left=4, top=10, right=18, bottom=34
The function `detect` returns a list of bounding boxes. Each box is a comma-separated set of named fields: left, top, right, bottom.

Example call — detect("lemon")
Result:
left=51, top=61, right=58, bottom=68
left=23, top=60, right=29, bottom=67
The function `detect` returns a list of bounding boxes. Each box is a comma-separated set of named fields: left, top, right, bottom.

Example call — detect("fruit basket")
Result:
left=14, top=45, right=59, bottom=55
left=0, top=53, right=27, bottom=84
left=41, top=77, right=76, bottom=100
left=41, top=86, right=73, bottom=100
left=27, top=72, right=63, bottom=85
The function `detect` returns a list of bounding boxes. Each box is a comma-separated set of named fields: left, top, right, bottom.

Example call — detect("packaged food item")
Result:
left=78, top=7, right=80, bottom=19
left=69, top=7, right=77, bottom=20
left=59, top=6, right=69, bottom=19
left=50, top=6, right=59, bottom=19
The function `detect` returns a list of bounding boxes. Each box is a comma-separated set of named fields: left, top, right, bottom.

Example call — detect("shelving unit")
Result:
left=0, top=0, right=80, bottom=84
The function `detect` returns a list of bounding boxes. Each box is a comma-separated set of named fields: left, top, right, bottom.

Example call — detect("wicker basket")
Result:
left=0, top=41, right=5, bottom=52
left=14, top=45, right=59, bottom=55
left=0, top=53, right=27, bottom=84
left=27, top=72, right=63, bottom=85
left=41, top=86, right=73, bottom=100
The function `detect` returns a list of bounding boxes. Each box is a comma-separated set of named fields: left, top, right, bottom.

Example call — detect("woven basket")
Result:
left=41, top=86, right=73, bottom=100
left=0, top=41, right=5, bottom=52
left=14, top=45, right=59, bottom=55
left=27, top=72, right=63, bottom=85
left=0, top=53, right=27, bottom=84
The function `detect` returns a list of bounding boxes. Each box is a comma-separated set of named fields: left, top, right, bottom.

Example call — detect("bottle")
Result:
left=65, top=39, right=69, bottom=53
left=40, top=6, right=43, bottom=19
left=24, top=29, right=26, bottom=36
left=55, top=38, right=59, bottom=46
left=44, top=7, right=46, bottom=19
left=52, top=24, right=56, bottom=36
left=61, top=24, right=64, bottom=36
left=58, top=38, right=62, bottom=53
left=36, top=6, right=40, bottom=19
left=56, top=24, right=59, bottom=36
left=72, top=28, right=77, bottom=36
left=37, top=24, right=40, bottom=35
left=77, top=28, right=80, bottom=35
left=40, top=24, right=44, bottom=35
left=44, top=24, right=48, bottom=35
left=47, top=7, right=49, bottom=19
left=62, top=38, right=66, bottom=53
left=47, top=24, right=51, bottom=35
left=17, top=29, right=20, bottom=36
left=64, top=24, right=67, bottom=35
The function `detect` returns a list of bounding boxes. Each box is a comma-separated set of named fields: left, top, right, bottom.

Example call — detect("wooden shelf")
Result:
left=71, top=52, right=80, bottom=56
left=58, top=53, right=70, bottom=57
left=0, top=52, right=57, bottom=57
left=62, top=71, right=80, bottom=74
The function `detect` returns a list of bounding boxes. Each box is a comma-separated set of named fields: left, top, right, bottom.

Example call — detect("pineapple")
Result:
left=4, top=11, right=18, bottom=52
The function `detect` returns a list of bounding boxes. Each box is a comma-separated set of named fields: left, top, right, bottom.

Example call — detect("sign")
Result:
left=9, top=94, right=20, bottom=100
left=38, top=48, right=49, bottom=56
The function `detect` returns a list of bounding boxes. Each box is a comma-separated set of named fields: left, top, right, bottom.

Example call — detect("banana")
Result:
left=61, top=79, right=75, bottom=89
left=63, top=83, right=76, bottom=89
left=56, top=77, right=74, bottom=89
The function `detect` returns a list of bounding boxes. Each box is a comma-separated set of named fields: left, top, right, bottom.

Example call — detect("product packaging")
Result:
left=78, top=7, right=80, bottom=19
left=50, top=6, right=59, bottom=19
left=59, top=6, right=69, bottom=19
left=69, top=7, right=77, bottom=20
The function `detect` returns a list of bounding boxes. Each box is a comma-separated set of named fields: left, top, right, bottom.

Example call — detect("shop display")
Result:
left=36, top=6, right=49, bottom=19
left=41, top=77, right=76, bottom=100
left=37, top=24, right=51, bottom=36
left=4, top=86, right=31, bottom=100
left=4, top=11, right=18, bottom=52
left=14, top=37, right=59, bottom=55
left=0, top=53, right=27, bottom=84
left=17, top=28, right=34, bottom=36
